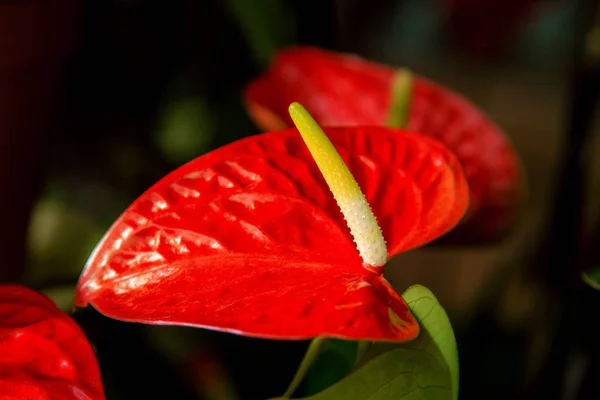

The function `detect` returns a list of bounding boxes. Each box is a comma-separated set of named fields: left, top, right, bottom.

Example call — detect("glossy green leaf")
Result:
left=405, top=284, right=458, bottom=398
left=283, top=284, right=458, bottom=400
left=582, top=267, right=600, bottom=291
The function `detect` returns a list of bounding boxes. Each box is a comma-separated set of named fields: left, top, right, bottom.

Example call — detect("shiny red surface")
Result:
left=76, top=127, right=468, bottom=341
left=0, top=285, right=104, bottom=400
left=244, top=46, right=522, bottom=242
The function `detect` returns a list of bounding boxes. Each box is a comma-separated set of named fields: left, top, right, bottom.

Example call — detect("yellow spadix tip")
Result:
left=288, top=102, right=388, bottom=268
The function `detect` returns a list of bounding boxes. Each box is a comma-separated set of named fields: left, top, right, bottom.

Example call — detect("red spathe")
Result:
left=244, top=47, right=522, bottom=242
left=76, top=127, right=468, bottom=342
left=0, top=285, right=105, bottom=400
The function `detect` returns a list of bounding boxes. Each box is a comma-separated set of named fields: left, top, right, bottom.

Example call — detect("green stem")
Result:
left=282, top=337, right=327, bottom=398
left=386, top=68, right=413, bottom=129
left=354, top=341, right=372, bottom=366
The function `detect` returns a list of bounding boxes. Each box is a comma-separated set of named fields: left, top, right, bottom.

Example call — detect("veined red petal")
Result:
left=76, top=127, right=468, bottom=341
left=244, top=46, right=522, bottom=242
left=0, top=285, right=105, bottom=400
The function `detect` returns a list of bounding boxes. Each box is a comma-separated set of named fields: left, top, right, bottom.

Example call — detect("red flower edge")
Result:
left=243, top=46, right=523, bottom=243
left=76, top=126, right=468, bottom=342
left=0, top=285, right=105, bottom=400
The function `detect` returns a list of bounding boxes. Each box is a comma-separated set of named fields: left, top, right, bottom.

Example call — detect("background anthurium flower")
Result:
left=0, top=285, right=105, bottom=400
left=76, top=123, right=468, bottom=342
left=243, top=46, right=523, bottom=243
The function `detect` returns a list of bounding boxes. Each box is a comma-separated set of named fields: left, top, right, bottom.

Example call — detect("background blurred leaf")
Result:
left=41, top=285, right=77, bottom=312
left=26, top=197, right=105, bottom=285
left=582, top=266, right=600, bottom=290
left=155, top=96, right=215, bottom=164
left=224, top=0, right=295, bottom=67
left=287, top=284, right=458, bottom=400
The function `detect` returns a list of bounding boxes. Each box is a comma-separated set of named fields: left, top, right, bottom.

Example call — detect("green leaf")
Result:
left=288, top=284, right=458, bottom=400
left=582, top=267, right=600, bottom=290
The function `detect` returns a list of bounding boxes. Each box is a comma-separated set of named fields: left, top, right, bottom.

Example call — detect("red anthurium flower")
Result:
left=243, top=46, right=522, bottom=242
left=75, top=104, right=468, bottom=342
left=0, top=285, right=105, bottom=400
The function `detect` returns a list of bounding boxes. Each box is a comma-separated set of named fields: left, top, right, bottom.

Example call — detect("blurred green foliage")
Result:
left=155, top=96, right=215, bottom=164
left=582, top=267, right=600, bottom=290
left=27, top=198, right=105, bottom=286
left=225, top=0, right=295, bottom=67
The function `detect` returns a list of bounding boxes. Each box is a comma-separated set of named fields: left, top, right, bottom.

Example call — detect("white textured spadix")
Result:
left=288, top=102, right=388, bottom=268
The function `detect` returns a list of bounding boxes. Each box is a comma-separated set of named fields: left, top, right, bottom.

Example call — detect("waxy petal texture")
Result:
left=0, top=285, right=104, bottom=400
left=76, top=127, right=468, bottom=341
left=244, top=47, right=522, bottom=242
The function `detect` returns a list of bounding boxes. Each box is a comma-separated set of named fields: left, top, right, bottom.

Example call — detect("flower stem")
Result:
left=354, top=340, right=372, bottom=366
left=282, top=337, right=327, bottom=398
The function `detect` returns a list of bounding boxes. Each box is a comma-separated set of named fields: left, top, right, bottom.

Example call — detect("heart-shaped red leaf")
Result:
left=244, top=46, right=522, bottom=242
left=76, top=127, right=468, bottom=341
left=0, top=285, right=105, bottom=400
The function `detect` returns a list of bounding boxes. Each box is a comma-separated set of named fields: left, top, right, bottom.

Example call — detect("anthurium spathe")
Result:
left=75, top=103, right=468, bottom=342
left=0, top=285, right=105, bottom=400
left=243, top=46, right=522, bottom=242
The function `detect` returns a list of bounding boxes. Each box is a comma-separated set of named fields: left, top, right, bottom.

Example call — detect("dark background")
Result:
left=1, top=0, right=599, bottom=399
